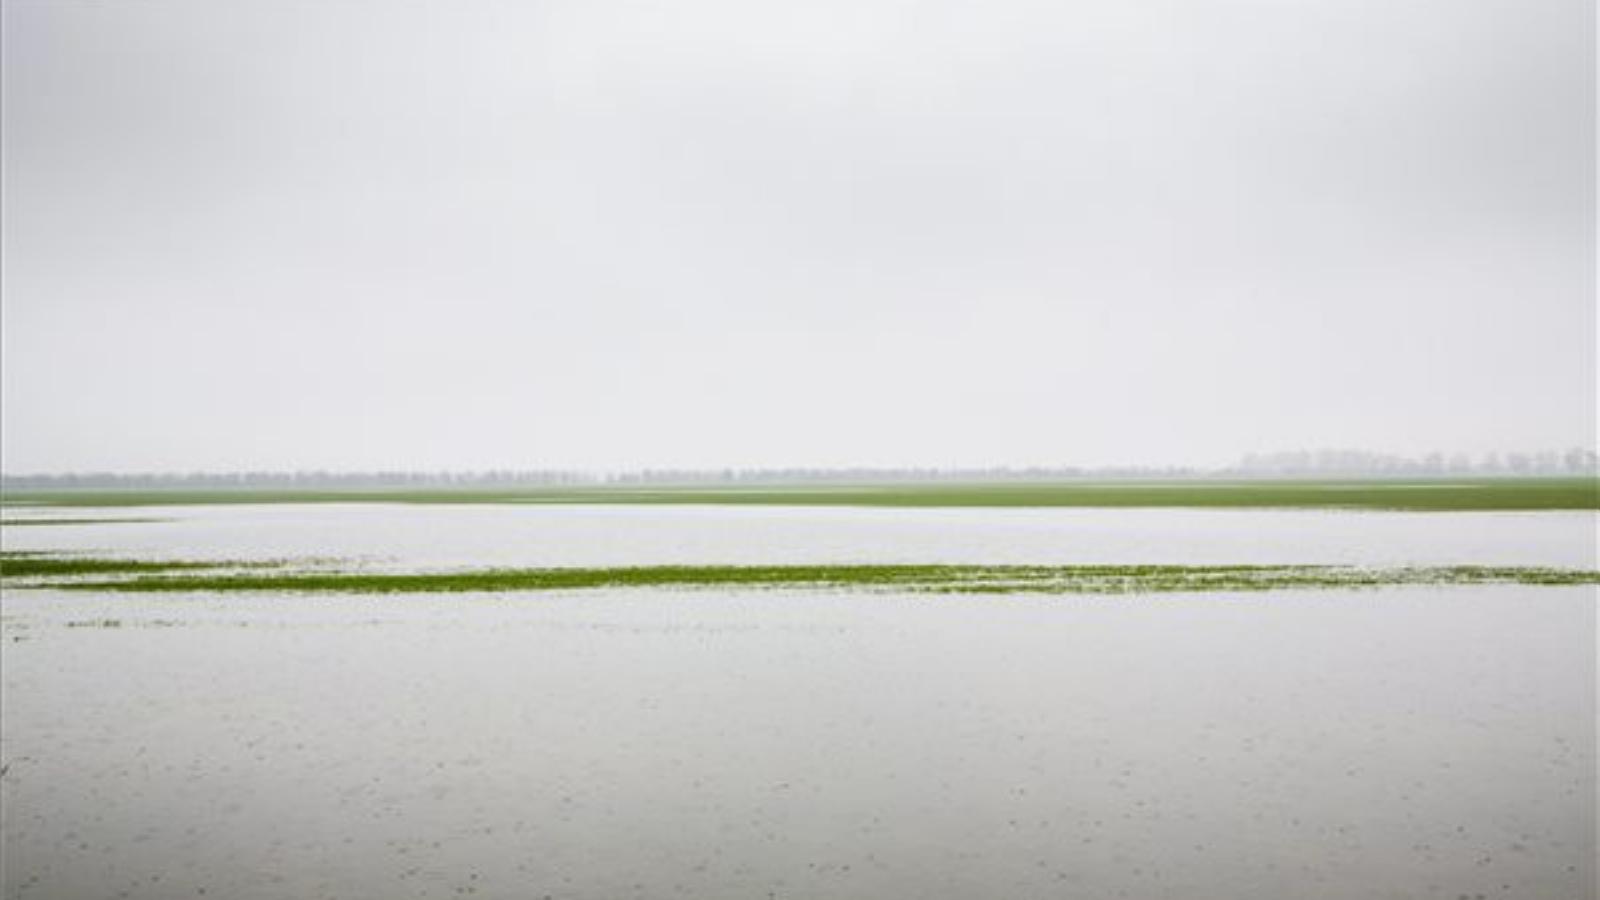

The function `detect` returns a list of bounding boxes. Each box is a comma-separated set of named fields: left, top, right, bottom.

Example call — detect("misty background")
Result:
left=2, top=0, right=1594, bottom=473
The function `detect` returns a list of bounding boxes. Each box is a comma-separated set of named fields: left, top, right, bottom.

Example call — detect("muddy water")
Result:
left=1, top=507, right=1596, bottom=899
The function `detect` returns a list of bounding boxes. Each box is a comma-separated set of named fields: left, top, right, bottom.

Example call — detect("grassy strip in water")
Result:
left=2, top=477, right=1596, bottom=511
left=7, top=559, right=1597, bottom=595
left=0, top=552, right=285, bottom=578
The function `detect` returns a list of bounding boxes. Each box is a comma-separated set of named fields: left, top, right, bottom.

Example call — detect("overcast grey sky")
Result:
left=2, top=0, right=1593, bottom=472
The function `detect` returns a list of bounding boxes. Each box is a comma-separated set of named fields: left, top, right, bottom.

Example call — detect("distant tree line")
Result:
left=0, top=470, right=596, bottom=490
left=3, top=466, right=1199, bottom=489
left=1, top=450, right=1594, bottom=490
left=1228, top=448, right=1598, bottom=476
left=604, top=466, right=1202, bottom=484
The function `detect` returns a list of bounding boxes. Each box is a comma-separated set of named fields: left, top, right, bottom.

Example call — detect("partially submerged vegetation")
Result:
left=1, top=477, right=1596, bottom=511
left=3, top=553, right=1595, bottom=596
left=0, top=553, right=285, bottom=578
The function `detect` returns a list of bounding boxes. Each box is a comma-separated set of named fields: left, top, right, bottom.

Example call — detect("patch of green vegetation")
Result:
left=0, top=552, right=282, bottom=578
left=1, top=478, right=1594, bottom=511
left=7, top=558, right=1596, bottom=595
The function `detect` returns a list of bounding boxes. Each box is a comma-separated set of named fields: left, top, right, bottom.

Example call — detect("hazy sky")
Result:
left=2, top=0, right=1593, bottom=472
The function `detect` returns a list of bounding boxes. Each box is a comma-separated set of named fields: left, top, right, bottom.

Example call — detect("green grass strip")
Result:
left=0, top=554, right=285, bottom=578
left=2, top=477, right=1596, bottom=511
left=3, top=554, right=1595, bottom=595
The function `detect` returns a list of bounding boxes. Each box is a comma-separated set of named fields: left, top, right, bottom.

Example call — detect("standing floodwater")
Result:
left=1, top=506, right=1596, bottom=900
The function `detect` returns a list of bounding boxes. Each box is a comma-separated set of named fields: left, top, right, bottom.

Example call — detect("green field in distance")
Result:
left=2, top=477, right=1596, bottom=511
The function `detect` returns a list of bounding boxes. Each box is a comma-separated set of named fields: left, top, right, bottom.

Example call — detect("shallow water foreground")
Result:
left=1, top=584, right=1594, bottom=900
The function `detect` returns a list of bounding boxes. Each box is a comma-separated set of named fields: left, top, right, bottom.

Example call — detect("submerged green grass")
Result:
left=3, top=477, right=1596, bottom=511
left=3, top=553, right=1595, bottom=595
left=0, top=553, right=284, bottom=578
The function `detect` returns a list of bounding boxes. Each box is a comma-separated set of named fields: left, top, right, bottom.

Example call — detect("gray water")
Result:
left=2, top=506, right=1596, bottom=899
left=2, top=503, right=1596, bottom=568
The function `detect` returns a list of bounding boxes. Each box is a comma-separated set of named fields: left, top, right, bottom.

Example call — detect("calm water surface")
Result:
left=2, top=506, right=1595, bottom=899
left=2, top=503, right=1596, bottom=568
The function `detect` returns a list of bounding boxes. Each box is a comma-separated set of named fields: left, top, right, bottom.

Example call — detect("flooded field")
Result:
left=4, top=503, right=1597, bottom=569
left=1, top=506, right=1596, bottom=899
